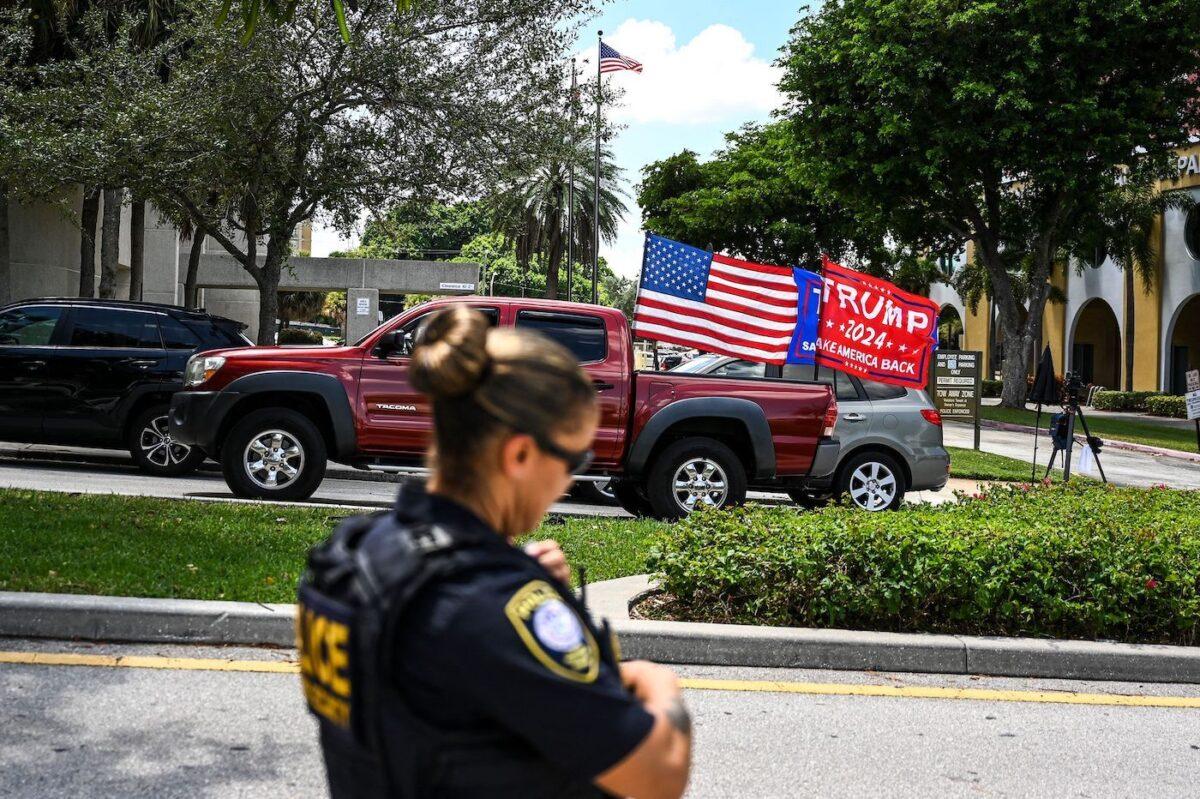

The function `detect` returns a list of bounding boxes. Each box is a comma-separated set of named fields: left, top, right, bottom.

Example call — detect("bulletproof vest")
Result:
left=296, top=510, right=615, bottom=799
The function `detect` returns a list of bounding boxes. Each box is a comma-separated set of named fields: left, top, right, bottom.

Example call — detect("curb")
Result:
left=978, top=419, right=1200, bottom=464
left=4, top=585, right=1200, bottom=684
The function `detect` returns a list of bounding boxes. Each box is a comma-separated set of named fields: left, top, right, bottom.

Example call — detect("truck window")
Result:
left=515, top=311, right=606, bottom=363
left=400, top=307, right=498, bottom=356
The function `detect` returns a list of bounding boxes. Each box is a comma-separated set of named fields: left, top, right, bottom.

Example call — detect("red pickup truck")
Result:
left=169, top=297, right=840, bottom=518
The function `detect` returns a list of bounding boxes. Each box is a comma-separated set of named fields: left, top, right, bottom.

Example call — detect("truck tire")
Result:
left=610, top=479, right=655, bottom=518
left=571, top=479, right=618, bottom=506
left=128, top=404, right=207, bottom=477
left=221, top=408, right=327, bottom=501
left=646, top=437, right=747, bottom=520
left=836, top=450, right=905, bottom=511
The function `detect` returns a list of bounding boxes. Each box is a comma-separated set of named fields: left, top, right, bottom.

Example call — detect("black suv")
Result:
left=0, top=298, right=250, bottom=475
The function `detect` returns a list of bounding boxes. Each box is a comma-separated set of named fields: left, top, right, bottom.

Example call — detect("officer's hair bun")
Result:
left=410, top=305, right=492, bottom=399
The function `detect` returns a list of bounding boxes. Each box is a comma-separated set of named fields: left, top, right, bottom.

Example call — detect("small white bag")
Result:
left=1076, top=443, right=1098, bottom=477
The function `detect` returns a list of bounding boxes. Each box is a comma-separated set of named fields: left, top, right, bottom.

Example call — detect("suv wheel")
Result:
left=129, top=405, right=207, bottom=476
left=837, top=451, right=905, bottom=511
left=610, top=479, right=655, bottom=518
left=221, top=408, right=327, bottom=501
left=646, top=437, right=747, bottom=519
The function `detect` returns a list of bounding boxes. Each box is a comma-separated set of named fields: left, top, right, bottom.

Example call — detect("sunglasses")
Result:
left=532, top=434, right=594, bottom=475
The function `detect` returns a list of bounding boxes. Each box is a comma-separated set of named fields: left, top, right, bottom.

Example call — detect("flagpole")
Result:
left=592, top=30, right=602, bottom=305
left=567, top=60, right=577, bottom=303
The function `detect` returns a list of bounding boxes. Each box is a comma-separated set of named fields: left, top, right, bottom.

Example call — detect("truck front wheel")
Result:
left=646, top=437, right=747, bottom=519
left=221, top=408, right=327, bottom=501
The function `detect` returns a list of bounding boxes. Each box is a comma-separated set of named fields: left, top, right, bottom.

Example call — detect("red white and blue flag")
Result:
left=599, top=41, right=643, bottom=74
left=633, top=234, right=822, bottom=365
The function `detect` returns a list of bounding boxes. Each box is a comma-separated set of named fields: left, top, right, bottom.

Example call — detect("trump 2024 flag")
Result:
left=814, top=257, right=940, bottom=388
left=633, top=233, right=822, bottom=365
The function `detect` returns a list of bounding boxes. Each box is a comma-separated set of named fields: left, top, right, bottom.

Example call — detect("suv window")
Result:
left=67, top=307, right=163, bottom=349
left=181, top=317, right=250, bottom=348
left=515, top=311, right=606, bottom=363
left=398, top=308, right=499, bottom=356
left=159, top=316, right=201, bottom=349
left=782, top=364, right=861, bottom=401
left=861, top=379, right=908, bottom=401
left=0, top=306, right=63, bottom=346
left=710, top=359, right=766, bottom=378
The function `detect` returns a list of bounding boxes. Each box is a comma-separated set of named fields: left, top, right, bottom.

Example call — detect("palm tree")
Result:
left=492, top=142, right=626, bottom=301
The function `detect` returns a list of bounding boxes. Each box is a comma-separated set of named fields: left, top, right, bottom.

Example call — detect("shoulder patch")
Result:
left=504, top=580, right=599, bottom=683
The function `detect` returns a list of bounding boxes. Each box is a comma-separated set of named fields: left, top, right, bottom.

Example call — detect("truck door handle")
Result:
left=842, top=412, right=867, bottom=422
left=592, top=380, right=615, bottom=391
left=123, top=358, right=159, bottom=369
left=21, top=360, right=46, bottom=370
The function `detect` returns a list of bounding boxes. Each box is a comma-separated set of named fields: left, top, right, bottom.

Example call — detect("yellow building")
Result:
left=929, top=143, right=1200, bottom=394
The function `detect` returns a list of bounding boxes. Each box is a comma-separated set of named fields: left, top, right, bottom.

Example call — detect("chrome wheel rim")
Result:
left=140, top=415, right=192, bottom=468
left=243, top=429, right=305, bottom=490
left=848, top=461, right=897, bottom=511
left=597, top=480, right=616, bottom=501
left=672, top=457, right=728, bottom=513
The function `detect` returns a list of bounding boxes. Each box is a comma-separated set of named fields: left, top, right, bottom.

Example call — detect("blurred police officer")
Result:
left=297, top=305, right=692, bottom=798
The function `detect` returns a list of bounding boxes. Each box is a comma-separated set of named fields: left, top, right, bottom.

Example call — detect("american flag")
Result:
left=599, top=41, right=643, bottom=74
left=633, top=234, right=801, bottom=364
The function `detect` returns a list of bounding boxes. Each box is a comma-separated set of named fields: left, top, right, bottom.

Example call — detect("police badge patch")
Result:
left=505, top=580, right=599, bottom=683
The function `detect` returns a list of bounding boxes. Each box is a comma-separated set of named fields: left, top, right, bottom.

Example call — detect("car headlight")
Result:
left=185, top=355, right=226, bottom=387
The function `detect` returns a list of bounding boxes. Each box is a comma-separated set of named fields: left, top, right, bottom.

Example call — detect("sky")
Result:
left=309, top=1, right=807, bottom=279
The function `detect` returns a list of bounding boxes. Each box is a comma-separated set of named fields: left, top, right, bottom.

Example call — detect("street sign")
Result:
left=932, top=350, right=982, bottom=449
left=1186, top=369, right=1200, bottom=421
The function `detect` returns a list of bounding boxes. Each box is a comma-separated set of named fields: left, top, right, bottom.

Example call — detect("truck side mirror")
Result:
left=374, top=330, right=411, bottom=359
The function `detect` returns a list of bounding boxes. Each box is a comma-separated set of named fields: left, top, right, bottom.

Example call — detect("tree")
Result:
left=781, top=0, right=1200, bottom=407
left=637, top=122, right=942, bottom=292
left=491, top=141, right=626, bottom=300
left=140, top=0, right=586, bottom=343
left=355, top=200, right=490, bottom=260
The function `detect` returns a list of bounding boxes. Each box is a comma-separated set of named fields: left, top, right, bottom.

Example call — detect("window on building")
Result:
left=1085, top=245, right=1107, bottom=269
left=67, top=307, right=163, bottom=349
left=515, top=311, right=607, bottom=363
left=1185, top=205, right=1200, bottom=261
left=0, top=306, right=63, bottom=346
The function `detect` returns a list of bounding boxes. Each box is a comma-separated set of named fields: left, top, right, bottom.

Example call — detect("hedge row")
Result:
left=981, top=379, right=1002, bottom=398
left=1146, top=395, right=1188, bottom=419
left=1091, top=390, right=1164, bottom=412
left=647, top=483, right=1200, bottom=645
left=278, top=327, right=324, bottom=345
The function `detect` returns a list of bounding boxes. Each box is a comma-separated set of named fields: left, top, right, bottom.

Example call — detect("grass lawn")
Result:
left=946, top=446, right=1044, bottom=482
left=979, top=405, right=1198, bottom=454
left=0, top=490, right=665, bottom=603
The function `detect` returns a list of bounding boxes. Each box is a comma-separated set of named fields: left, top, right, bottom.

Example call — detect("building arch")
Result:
left=1067, top=297, right=1121, bottom=390
left=938, top=303, right=964, bottom=350
left=1165, top=292, right=1200, bottom=394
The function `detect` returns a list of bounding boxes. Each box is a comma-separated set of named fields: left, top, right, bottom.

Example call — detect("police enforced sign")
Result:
left=933, top=351, right=981, bottom=419
left=814, top=258, right=941, bottom=388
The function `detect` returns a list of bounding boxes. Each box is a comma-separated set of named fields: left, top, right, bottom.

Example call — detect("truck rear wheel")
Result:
left=221, top=408, right=327, bottom=501
left=646, top=437, right=747, bottom=520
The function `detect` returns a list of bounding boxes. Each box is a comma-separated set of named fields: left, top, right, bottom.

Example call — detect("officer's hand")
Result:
left=619, top=660, right=681, bottom=703
left=524, top=539, right=571, bottom=585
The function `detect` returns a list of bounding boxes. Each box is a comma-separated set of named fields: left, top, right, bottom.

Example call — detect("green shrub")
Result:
left=647, top=483, right=1200, bottom=645
left=981, top=379, right=1002, bottom=398
left=1092, top=390, right=1165, bottom=412
left=278, top=327, right=324, bottom=345
left=1145, top=395, right=1188, bottom=419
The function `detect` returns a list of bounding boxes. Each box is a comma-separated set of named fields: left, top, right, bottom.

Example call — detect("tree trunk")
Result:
left=545, top=247, right=562, bottom=300
left=99, top=188, right=121, bottom=299
left=79, top=187, right=100, bottom=298
left=1123, top=267, right=1135, bottom=391
left=129, top=197, right=146, bottom=302
left=184, top=226, right=204, bottom=308
left=256, top=243, right=286, bottom=345
left=0, top=178, right=10, bottom=306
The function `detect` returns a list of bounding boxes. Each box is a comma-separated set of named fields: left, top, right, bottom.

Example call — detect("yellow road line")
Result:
left=2, top=650, right=1199, bottom=709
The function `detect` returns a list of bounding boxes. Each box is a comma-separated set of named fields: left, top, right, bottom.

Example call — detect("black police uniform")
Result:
left=297, top=482, right=654, bottom=798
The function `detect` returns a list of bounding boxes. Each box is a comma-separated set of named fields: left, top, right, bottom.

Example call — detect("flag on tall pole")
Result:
left=566, top=60, right=577, bottom=302
left=594, top=34, right=642, bottom=304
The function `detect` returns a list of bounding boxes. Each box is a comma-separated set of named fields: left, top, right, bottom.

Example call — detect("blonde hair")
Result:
left=410, top=304, right=596, bottom=490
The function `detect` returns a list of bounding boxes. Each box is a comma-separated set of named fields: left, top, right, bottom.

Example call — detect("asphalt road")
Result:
left=3, top=638, right=1200, bottom=798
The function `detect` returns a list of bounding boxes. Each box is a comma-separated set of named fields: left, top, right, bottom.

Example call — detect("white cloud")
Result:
left=589, top=19, right=783, bottom=126
left=309, top=218, right=361, bottom=257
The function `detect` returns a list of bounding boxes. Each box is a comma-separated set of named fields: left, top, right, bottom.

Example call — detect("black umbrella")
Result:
left=1028, top=346, right=1057, bottom=480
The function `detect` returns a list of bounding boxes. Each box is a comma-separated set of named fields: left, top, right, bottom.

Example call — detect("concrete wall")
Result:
left=1065, top=255, right=1125, bottom=379
left=1160, top=186, right=1200, bottom=391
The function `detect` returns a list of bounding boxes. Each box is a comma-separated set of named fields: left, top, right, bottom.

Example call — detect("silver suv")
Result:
left=672, top=356, right=950, bottom=510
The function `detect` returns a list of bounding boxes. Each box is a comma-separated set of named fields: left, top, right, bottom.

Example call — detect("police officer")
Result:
left=297, top=305, right=692, bottom=798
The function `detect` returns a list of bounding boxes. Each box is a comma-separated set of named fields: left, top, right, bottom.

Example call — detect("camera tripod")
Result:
left=1043, top=400, right=1107, bottom=483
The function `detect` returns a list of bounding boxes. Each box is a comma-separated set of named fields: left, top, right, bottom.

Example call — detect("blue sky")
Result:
left=312, top=2, right=809, bottom=278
